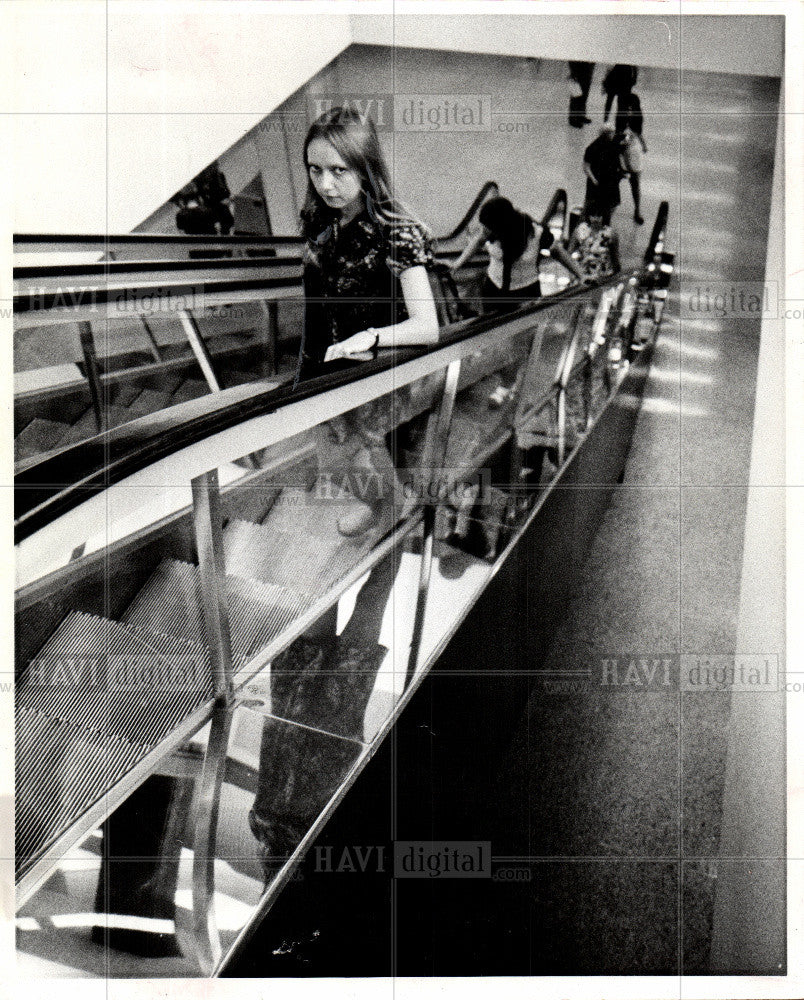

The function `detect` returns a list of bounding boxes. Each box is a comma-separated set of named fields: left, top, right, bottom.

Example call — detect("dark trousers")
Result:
left=628, top=171, right=641, bottom=214
left=603, top=90, right=629, bottom=123
left=568, top=61, right=594, bottom=126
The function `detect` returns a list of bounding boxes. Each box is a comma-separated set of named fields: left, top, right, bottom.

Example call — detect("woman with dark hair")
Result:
left=247, top=109, right=440, bottom=880
left=451, top=195, right=585, bottom=313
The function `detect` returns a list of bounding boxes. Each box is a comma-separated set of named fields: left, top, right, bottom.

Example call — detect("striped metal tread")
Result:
left=16, top=610, right=213, bottom=745
left=14, top=418, right=70, bottom=461
left=121, top=558, right=312, bottom=670
left=15, top=610, right=214, bottom=882
left=258, top=485, right=381, bottom=540
left=16, top=707, right=151, bottom=881
left=170, top=378, right=209, bottom=404
left=121, top=387, right=174, bottom=418
left=224, top=518, right=373, bottom=598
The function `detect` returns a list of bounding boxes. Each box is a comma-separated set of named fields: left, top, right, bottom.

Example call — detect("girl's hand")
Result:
left=324, top=328, right=378, bottom=362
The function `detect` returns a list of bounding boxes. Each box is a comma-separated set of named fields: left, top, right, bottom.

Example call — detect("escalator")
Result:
left=14, top=201, right=672, bottom=977
left=13, top=183, right=557, bottom=469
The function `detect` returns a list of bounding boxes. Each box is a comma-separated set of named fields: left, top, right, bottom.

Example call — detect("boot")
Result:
left=337, top=444, right=405, bottom=537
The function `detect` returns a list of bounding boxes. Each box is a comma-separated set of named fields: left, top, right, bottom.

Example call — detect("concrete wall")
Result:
left=351, top=11, right=784, bottom=78
left=8, top=4, right=784, bottom=234
left=9, top=0, right=352, bottom=233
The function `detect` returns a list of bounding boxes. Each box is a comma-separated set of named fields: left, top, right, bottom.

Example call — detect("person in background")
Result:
left=568, top=209, right=621, bottom=280
left=451, top=195, right=586, bottom=314
left=602, top=63, right=638, bottom=123
left=583, top=122, right=625, bottom=225
left=452, top=195, right=586, bottom=409
left=568, top=61, right=595, bottom=128
left=617, top=93, right=648, bottom=224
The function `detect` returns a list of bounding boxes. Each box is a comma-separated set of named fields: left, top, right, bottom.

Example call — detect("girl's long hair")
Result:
left=300, top=106, right=427, bottom=243
left=478, top=196, right=535, bottom=292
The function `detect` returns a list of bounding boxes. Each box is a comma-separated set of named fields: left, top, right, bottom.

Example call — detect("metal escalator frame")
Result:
left=12, top=255, right=302, bottom=283
left=15, top=504, right=425, bottom=907
left=405, top=358, right=463, bottom=687
left=14, top=233, right=304, bottom=257
left=13, top=274, right=301, bottom=329
left=15, top=295, right=606, bottom=568
left=216, top=265, right=676, bottom=977
left=15, top=221, right=672, bottom=962
left=14, top=180, right=504, bottom=261
left=77, top=320, right=105, bottom=434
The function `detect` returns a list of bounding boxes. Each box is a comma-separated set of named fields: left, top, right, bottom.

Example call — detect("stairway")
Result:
left=14, top=377, right=211, bottom=466
left=14, top=483, right=391, bottom=888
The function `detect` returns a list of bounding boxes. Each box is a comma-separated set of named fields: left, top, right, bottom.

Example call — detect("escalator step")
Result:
left=16, top=610, right=213, bottom=745
left=109, top=382, right=145, bottom=409
left=62, top=405, right=132, bottom=441
left=14, top=418, right=70, bottom=462
left=259, top=485, right=382, bottom=541
left=123, top=387, right=174, bottom=418
left=15, top=610, right=214, bottom=882
left=170, top=378, right=210, bottom=404
left=65, top=406, right=105, bottom=437
left=121, top=558, right=312, bottom=671
left=224, top=518, right=372, bottom=598
left=15, top=707, right=150, bottom=881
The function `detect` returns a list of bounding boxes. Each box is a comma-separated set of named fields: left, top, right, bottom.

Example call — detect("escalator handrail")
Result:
left=15, top=202, right=668, bottom=543
left=14, top=233, right=304, bottom=250
left=434, top=180, right=500, bottom=243
left=13, top=282, right=631, bottom=545
left=433, top=186, right=567, bottom=266
left=13, top=254, right=302, bottom=282
left=538, top=187, right=568, bottom=232
left=644, top=200, right=669, bottom=264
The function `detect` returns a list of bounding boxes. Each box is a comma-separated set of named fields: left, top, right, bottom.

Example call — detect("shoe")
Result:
left=634, top=213, right=644, bottom=225
left=337, top=501, right=380, bottom=537
left=488, top=384, right=512, bottom=409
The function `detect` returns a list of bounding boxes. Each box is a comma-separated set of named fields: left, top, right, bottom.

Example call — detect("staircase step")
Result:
left=224, top=519, right=372, bottom=598
left=121, top=558, right=312, bottom=670
left=15, top=610, right=214, bottom=882
left=62, top=405, right=132, bottom=441
left=65, top=406, right=105, bottom=438
left=123, top=387, right=174, bottom=418
left=14, top=418, right=70, bottom=462
left=260, top=485, right=384, bottom=541
left=109, top=382, right=145, bottom=409
left=16, top=610, right=213, bottom=745
left=15, top=707, right=150, bottom=881
left=170, top=378, right=210, bottom=404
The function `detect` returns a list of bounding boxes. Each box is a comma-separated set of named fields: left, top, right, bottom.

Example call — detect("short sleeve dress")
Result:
left=300, top=207, right=434, bottom=449
left=300, top=208, right=433, bottom=377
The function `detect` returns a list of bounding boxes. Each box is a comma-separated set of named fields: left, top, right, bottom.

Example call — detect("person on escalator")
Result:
left=297, top=106, right=439, bottom=538
left=583, top=122, right=625, bottom=225
left=451, top=196, right=587, bottom=406
left=617, top=93, right=648, bottom=224
left=451, top=196, right=586, bottom=315
left=568, top=209, right=621, bottom=280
